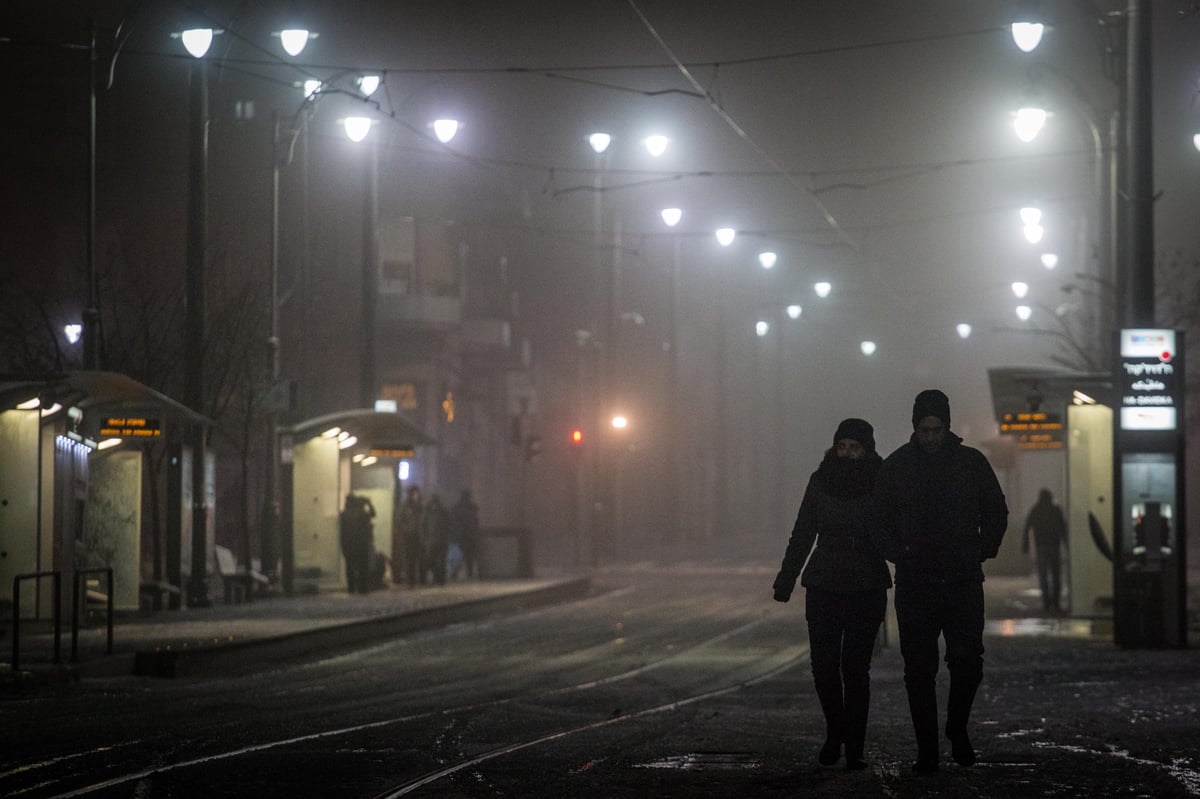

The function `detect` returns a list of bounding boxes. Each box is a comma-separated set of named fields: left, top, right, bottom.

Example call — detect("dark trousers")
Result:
left=1035, top=539, right=1063, bottom=611
left=895, top=580, right=985, bottom=757
left=805, top=587, right=888, bottom=759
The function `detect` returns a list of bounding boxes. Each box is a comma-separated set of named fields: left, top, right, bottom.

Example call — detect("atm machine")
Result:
left=1113, top=329, right=1187, bottom=648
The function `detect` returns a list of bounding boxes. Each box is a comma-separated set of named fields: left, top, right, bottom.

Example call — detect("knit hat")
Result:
left=833, top=418, right=875, bottom=453
left=912, top=389, right=951, bottom=429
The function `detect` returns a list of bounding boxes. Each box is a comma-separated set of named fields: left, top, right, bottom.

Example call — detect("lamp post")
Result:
left=178, top=22, right=213, bottom=607
left=344, top=116, right=379, bottom=408
left=660, top=207, right=682, bottom=546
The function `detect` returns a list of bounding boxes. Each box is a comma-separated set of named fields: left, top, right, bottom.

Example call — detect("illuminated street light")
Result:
left=1020, top=206, right=1042, bottom=226
left=758, top=251, right=777, bottom=270
left=786, top=304, right=802, bottom=319
left=1013, top=106, right=1047, bottom=142
left=814, top=281, right=832, bottom=298
left=643, top=134, right=669, bottom=157
left=1016, top=305, right=1033, bottom=321
left=177, top=26, right=216, bottom=58
left=588, top=132, right=611, bottom=154
left=276, top=28, right=314, bottom=57
left=860, top=340, right=877, bottom=356
left=1041, top=253, right=1059, bottom=269
left=432, top=118, right=459, bottom=143
left=64, top=324, right=82, bottom=344
left=715, top=227, right=736, bottom=246
left=1024, top=224, right=1045, bottom=244
left=756, top=320, right=770, bottom=337
left=611, top=415, right=628, bottom=429
left=1011, top=22, right=1045, bottom=53
left=357, top=74, right=381, bottom=96
left=343, top=116, right=373, bottom=142
left=956, top=323, right=972, bottom=339
left=1012, top=281, right=1029, bottom=298
left=660, top=207, right=682, bottom=227
left=303, top=79, right=321, bottom=98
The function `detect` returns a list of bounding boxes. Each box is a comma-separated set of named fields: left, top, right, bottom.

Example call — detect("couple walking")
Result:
left=773, top=389, right=1009, bottom=773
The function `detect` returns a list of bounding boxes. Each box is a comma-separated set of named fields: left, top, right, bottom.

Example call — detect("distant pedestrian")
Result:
left=422, top=494, right=451, bottom=586
left=398, top=486, right=424, bottom=587
left=872, top=389, right=1008, bottom=772
left=451, top=490, right=481, bottom=579
left=773, top=418, right=891, bottom=770
left=1022, top=488, right=1068, bottom=614
left=339, top=494, right=375, bottom=594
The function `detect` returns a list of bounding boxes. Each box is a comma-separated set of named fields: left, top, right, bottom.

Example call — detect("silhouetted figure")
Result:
left=1022, top=489, right=1068, bottom=613
left=398, top=486, right=424, bottom=587
left=339, top=494, right=375, bottom=594
left=422, top=494, right=451, bottom=586
left=773, top=418, right=891, bottom=771
left=873, top=389, right=1008, bottom=773
left=451, top=490, right=481, bottom=579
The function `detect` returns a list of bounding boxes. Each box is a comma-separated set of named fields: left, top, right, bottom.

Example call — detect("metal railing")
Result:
left=72, top=567, right=114, bottom=662
left=11, top=571, right=62, bottom=672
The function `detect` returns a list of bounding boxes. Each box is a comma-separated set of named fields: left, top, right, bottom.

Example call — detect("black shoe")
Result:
left=913, top=756, right=939, bottom=773
left=949, top=732, right=976, bottom=766
left=818, top=738, right=841, bottom=766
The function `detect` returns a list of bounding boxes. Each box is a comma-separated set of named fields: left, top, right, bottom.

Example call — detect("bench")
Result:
left=215, top=545, right=270, bottom=604
left=139, top=580, right=181, bottom=611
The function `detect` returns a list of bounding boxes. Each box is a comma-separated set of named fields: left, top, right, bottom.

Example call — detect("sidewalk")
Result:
left=2, top=574, right=592, bottom=687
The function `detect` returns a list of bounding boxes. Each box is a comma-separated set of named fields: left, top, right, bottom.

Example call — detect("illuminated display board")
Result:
left=1000, top=411, right=1064, bottom=450
left=369, top=447, right=415, bottom=458
left=100, top=417, right=162, bottom=438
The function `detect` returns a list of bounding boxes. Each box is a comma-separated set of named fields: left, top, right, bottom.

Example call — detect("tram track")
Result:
left=32, top=608, right=807, bottom=799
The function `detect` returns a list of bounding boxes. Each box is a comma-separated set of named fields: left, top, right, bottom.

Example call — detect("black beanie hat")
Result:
left=833, top=418, right=875, bottom=453
left=912, top=389, right=951, bottom=429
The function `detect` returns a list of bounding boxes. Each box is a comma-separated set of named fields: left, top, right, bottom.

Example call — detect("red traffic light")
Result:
left=570, top=428, right=584, bottom=445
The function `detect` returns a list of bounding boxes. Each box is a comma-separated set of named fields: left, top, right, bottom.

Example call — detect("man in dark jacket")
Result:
left=873, top=389, right=1008, bottom=773
left=1022, top=488, right=1068, bottom=614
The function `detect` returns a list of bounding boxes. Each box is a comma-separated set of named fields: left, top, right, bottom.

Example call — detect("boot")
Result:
left=946, top=675, right=980, bottom=766
left=813, top=674, right=844, bottom=766
left=906, top=683, right=939, bottom=773
left=843, top=677, right=869, bottom=770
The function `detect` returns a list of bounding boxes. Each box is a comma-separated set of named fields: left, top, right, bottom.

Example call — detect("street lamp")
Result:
left=715, top=227, right=736, bottom=247
left=756, top=320, right=770, bottom=337
left=1041, top=253, right=1059, bottom=269
left=432, top=118, right=460, bottom=144
left=786, top=304, right=802, bottom=319
left=1013, top=105, right=1048, bottom=142
left=660, top=206, right=683, bottom=547
left=643, top=135, right=669, bottom=157
left=344, top=117, right=380, bottom=408
left=956, top=323, right=973, bottom=339
left=1012, top=281, right=1030, bottom=298
left=814, top=281, right=832, bottom=298
left=860, top=340, right=877, bottom=356
left=274, top=28, right=315, bottom=56
left=1011, top=22, right=1045, bottom=53
left=174, top=19, right=215, bottom=607
left=757, top=251, right=777, bottom=270
left=1016, top=305, right=1033, bottom=321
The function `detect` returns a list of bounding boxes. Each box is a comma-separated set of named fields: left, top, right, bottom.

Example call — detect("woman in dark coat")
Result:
left=772, top=418, right=892, bottom=770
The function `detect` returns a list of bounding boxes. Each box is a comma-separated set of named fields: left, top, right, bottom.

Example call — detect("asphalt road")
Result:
left=3, top=566, right=1199, bottom=798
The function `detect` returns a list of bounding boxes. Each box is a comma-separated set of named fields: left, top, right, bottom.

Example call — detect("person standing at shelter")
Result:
left=339, top=494, right=374, bottom=594
left=873, top=389, right=1008, bottom=773
left=398, top=486, right=425, bottom=587
left=422, top=494, right=451, bottom=586
left=773, top=418, right=892, bottom=770
left=1022, top=488, right=1068, bottom=614
left=451, top=490, right=481, bottom=579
